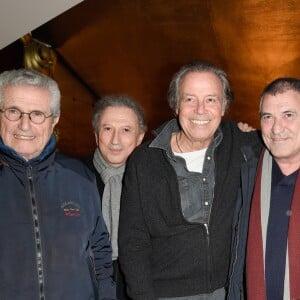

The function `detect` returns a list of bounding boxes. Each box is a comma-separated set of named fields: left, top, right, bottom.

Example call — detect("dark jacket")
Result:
left=85, top=155, right=105, bottom=198
left=84, top=154, right=131, bottom=300
left=118, top=120, right=261, bottom=300
left=0, top=135, right=115, bottom=300
left=227, top=146, right=262, bottom=300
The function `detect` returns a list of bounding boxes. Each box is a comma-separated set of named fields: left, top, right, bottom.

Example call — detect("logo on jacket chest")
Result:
left=61, top=201, right=81, bottom=217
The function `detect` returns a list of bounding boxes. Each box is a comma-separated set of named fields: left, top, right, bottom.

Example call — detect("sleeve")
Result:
left=90, top=203, right=116, bottom=300
left=118, top=157, right=156, bottom=300
left=226, top=120, right=262, bottom=150
left=235, top=121, right=261, bottom=143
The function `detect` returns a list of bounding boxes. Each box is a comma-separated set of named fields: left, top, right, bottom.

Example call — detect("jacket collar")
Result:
left=0, top=134, right=56, bottom=171
left=150, top=118, right=223, bottom=153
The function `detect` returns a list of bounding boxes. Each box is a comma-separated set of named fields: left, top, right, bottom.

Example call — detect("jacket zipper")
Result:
left=227, top=150, right=248, bottom=299
left=204, top=222, right=212, bottom=292
left=27, top=165, right=45, bottom=300
left=226, top=204, right=242, bottom=299
left=204, top=172, right=215, bottom=292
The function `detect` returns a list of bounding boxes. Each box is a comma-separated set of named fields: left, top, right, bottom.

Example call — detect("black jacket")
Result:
left=118, top=120, right=261, bottom=299
left=85, top=155, right=105, bottom=198
left=227, top=146, right=262, bottom=299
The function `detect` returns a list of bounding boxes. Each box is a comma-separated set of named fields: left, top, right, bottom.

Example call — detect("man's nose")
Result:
left=18, top=113, right=31, bottom=130
left=111, top=130, right=120, bottom=144
left=195, top=100, right=205, bottom=113
left=271, top=117, right=283, bottom=134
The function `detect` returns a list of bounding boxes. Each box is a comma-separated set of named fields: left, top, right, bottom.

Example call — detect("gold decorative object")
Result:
left=21, top=33, right=57, bottom=77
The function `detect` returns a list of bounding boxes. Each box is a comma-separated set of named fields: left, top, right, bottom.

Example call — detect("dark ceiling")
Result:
left=2, top=0, right=300, bottom=131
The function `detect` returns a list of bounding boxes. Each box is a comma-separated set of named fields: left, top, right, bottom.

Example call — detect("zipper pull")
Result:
left=27, top=165, right=33, bottom=179
left=204, top=223, right=209, bottom=235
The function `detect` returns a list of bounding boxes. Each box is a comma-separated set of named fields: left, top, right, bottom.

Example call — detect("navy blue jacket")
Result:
left=0, top=135, right=115, bottom=300
left=227, top=145, right=262, bottom=299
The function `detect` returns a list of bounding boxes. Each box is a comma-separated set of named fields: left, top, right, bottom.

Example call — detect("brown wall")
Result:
left=54, top=62, right=96, bottom=158
left=0, top=43, right=96, bottom=158
left=3, top=0, right=300, bottom=158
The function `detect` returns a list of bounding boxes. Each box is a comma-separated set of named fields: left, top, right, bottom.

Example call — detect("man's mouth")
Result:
left=14, top=134, right=34, bottom=140
left=191, top=119, right=210, bottom=125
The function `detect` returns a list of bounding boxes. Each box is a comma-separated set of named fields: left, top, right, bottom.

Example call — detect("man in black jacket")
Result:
left=118, top=61, right=261, bottom=300
left=85, top=95, right=147, bottom=299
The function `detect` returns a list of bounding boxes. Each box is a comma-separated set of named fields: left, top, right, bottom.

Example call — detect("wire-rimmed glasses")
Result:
left=0, top=107, right=53, bottom=124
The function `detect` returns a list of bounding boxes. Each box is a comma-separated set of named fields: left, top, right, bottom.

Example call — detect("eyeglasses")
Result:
left=0, top=108, right=53, bottom=124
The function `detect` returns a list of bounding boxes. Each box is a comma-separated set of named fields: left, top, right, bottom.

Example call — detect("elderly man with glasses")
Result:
left=0, top=68, right=116, bottom=300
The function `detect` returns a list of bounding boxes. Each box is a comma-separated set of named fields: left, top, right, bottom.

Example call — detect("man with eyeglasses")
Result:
left=0, top=68, right=116, bottom=300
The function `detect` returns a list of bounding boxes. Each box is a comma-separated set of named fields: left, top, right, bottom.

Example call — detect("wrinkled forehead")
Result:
left=100, top=106, right=140, bottom=126
left=179, top=71, right=224, bottom=99
left=261, top=89, right=300, bottom=111
left=2, top=85, right=52, bottom=110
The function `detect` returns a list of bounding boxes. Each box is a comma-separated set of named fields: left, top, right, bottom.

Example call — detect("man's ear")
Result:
left=137, top=132, right=145, bottom=146
left=221, top=100, right=227, bottom=116
left=94, top=132, right=99, bottom=146
left=52, top=114, right=60, bottom=127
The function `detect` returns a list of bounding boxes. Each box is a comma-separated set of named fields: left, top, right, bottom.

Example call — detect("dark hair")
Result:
left=167, top=60, right=233, bottom=114
left=260, top=77, right=300, bottom=112
left=92, top=95, right=147, bottom=133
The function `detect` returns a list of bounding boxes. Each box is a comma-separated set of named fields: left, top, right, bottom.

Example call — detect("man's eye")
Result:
left=261, top=115, right=272, bottom=120
left=284, top=112, right=295, bottom=118
left=8, top=108, right=19, bottom=115
left=183, top=97, right=194, bottom=103
left=31, top=111, right=44, bottom=117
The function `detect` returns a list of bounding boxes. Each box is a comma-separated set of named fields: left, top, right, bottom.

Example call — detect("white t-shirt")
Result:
left=174, top=148, right=207, bottom=173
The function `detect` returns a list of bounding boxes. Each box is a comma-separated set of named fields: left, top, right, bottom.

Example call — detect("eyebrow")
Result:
left=181, top=93, right=219, bottom=97
left=260, top=111, right=270, bottom=115
left=282, top=109, right=296, bottom=113
left=101, top=124, right=135, bottom=128
left=181, top=93, right=196, bottom=97
left=260, top=109, right=297, bottom=116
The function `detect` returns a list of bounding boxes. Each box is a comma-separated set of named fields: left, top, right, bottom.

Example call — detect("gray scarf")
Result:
left=93, top=148, right=125, bottom=260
